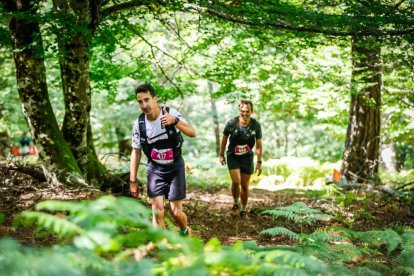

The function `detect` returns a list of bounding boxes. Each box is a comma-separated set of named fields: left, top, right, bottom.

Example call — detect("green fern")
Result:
left=0, top=238, right=152, bottom=275
left=306, top=229, right=348, bottom=243
left=255, top=250, right=328, bottom=275
left=393, top=266, right=414, bottom=275
left=260, top=227, right=300, bottom=241
left=393, top=230, right=414, bottom=271
left=354, top=229, right=402, bottom=254
left=262, top=202, right=332, bottom=226
left=14, top=195, right=198, bottom=256
left=16, top=211, right=83, bottom=237
left=360, top=261, right=391, bottom=274
left=314, top=243, right=366, bottom=264
left=350, top=267, right=382, bottom=276
left=36, top=195, right=152, bottom=229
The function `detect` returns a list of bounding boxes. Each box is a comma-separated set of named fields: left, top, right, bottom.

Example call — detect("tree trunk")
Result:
left=284, top=121, right=288, bottom=156
left=4, top=0, right=85, bottom=186
left=208, top=81, right=220, bottom=157
left=52, top=0, right=107, bottom=186
left=341, top=35, right=381, bottom=182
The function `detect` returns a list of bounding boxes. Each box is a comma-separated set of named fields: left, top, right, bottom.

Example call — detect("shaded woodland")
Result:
left=0, top=0, right=413, bottom=275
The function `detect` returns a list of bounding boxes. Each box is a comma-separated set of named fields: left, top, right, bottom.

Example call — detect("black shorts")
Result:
left=146, top=157, right=186, bottom=201
left=226, top=152, right=254, bottom=175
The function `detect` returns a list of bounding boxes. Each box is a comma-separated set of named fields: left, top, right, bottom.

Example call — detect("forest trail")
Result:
left=185, top=186, right=414, bottom=245
left=1, top=164, right=413, bottom=246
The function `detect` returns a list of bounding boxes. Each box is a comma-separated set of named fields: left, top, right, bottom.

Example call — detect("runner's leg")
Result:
left=151, top=195, right=165, bottom=228
left=240, top=173, right=251, bottom=207
left=229, top=169, right=241, bottom=205
left=169, top=200, right=187, bottom=230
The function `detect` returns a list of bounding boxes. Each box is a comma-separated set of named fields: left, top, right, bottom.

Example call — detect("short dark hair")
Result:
left=239, top=100, right=253, bottom=112
left=135, top=83, right=156, bottom=97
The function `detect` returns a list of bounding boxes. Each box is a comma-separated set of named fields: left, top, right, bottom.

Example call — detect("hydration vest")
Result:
left=138, top=106, right=183, bottom=164
left=229, top=116, right=258, bottom=152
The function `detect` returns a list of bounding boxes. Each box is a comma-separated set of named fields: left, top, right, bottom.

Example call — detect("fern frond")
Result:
left=0, top=238, right=127, bottom=275
left=326, top=264, right=353, bottom=276
left=328, top=243, right=366, bottom=263
left=36, top=196, right=153, bottom=231
left=18, top=211, right=83, bottom=237
left=262, top=202, right=332, bottom=225
left=401, top=229, right=414, bottom=253
left=393, top=266, right=414, bottom=275
left=306, top=230, right=347, bottom=243
left=326, top=226, right=357, bottom=238
left=355, top=229, right=402, bottom=253
left=36, top=200, right=84, bottom=213
left=260, top=227, right=300, bottom=241
left=255, top=250, right=327, bottom=275
left=393, top=231, right=414, bottom=269
left=261, top=266, right=309, bottom=276
left=350, top=267, right=382, bottom=276
left=299, top=241, right=333, bottom=262
left=361, top=261, right=391, bottom=274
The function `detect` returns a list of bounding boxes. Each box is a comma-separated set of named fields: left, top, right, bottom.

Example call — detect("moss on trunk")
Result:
left=7, top=0, right=85, bottom=187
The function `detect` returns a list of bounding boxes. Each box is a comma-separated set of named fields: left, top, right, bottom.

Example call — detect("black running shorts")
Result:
left=226, top=152, right=254, bottom=175
left=146, top=157, right=186, bottom=201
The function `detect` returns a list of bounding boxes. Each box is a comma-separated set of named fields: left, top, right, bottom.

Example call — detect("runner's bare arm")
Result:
left=219, top=135, right=228, bottom=165
left=130, top=148, right=142, bottom=198
left=256, top=138, right=262, bottom=162
left=175, top=120, right=196, bottom=138
left=255, top=138, right=263, bottom=175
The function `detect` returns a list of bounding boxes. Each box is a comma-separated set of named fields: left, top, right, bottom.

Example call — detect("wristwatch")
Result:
left=173, top=116, right=180, bottom=125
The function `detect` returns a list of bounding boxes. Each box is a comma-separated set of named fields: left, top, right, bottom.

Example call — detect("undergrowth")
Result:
left=260, top=202, right=414, bottom=275
left=0, top=196, right=326, bottom=275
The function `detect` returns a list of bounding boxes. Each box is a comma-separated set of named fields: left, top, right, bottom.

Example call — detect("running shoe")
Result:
left=231, top=204, right=239, bottom=216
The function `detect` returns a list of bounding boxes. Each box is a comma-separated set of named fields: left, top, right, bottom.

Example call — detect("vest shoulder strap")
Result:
left=138, top=113, right=146, bottom=140
left=138, top=106, right=171, bottom=141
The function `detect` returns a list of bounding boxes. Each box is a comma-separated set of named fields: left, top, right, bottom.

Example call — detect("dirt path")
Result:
left=1, top=164, right=413, bottom=247
left=183, top=186, right=414, bottom=245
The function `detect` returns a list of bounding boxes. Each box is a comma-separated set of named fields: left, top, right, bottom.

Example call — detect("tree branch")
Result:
left=183, top=3, right=414, bottom=37
left=396, top=181, right=414, bottom=191
left=100, top=0, right=150, bottom=18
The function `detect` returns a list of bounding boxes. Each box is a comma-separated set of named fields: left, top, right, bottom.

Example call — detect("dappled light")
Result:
left=1, top=0, right=414, bottom=274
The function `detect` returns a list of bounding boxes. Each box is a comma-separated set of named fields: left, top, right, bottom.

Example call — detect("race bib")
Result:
left=234, top=144, right=251, bottom=155
left=151, top=148, right=174, bottom=164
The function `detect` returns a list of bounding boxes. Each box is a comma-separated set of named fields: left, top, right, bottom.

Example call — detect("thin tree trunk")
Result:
left=275, top=122, right=281, bottom=158
left=4, top=0, right=85, bottom=186
left=208, top=81, right=220, bottom=157
left=380, top=142, right=397, bottom=172
left=284, top=121, right=288, bottom=156
left=341, top=35, right=381, bottom=182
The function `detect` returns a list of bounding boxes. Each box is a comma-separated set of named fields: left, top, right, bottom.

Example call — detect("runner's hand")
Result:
left=160, top=107, right=175, bottom=126
left=220, top=155, right=226, bottom=166
left=130, top=182, right=142, bottom=199
left=256, top=163, right=262, bottom=176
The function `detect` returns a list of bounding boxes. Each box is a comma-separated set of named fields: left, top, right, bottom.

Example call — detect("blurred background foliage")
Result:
left=1, top=8, right=413, bottom=182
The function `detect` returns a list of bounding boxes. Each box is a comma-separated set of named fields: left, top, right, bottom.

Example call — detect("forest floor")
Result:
left=1, top=162, right=413, bottom=247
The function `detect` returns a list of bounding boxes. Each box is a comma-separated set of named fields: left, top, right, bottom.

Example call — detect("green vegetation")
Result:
left=3, top=196, right=327, bottom=275
left=0, top=0, right=413, bottom=275
left=2, top=195, right=413, bottom=275
left=260, top=202, right=414, bottom=275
